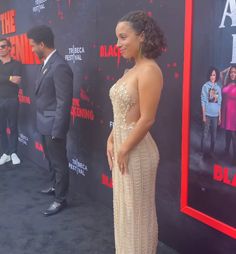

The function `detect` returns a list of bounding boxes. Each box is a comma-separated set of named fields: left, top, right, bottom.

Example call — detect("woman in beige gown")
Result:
left=107, top=11, right=166, bottom=254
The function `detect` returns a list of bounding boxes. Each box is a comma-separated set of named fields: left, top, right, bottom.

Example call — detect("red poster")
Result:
left=181, top=0, right=236, bottom=239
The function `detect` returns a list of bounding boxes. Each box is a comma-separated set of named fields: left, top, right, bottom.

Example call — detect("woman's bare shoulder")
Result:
left=138, top=62, right=163, bottom=81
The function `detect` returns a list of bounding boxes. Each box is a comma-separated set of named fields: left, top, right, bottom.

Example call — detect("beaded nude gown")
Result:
left=109, top=80, right=159, bottom=254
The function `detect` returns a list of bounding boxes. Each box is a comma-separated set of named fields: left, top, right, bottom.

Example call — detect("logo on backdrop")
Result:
left=69, top=158, right=88, bottom=176
left=9, top=33, right=40, bottom=64
left=0, top=9, right=16, bottom=34
left=213, top=164, right=236, bottom=187
left=101, top=173, right=113, bottom=188
left=35, top=141, right=44, bottom=154
left=0, top=9, right=40, bottom=64
left=32, top=0, right=48, bottom=13
left=70, top=89, right=95, bottom=123
left=18, top=133, right=29, bottom=146
left=65, top=45, right=85, bottom=63
left=18, top=89, right=31, bottom=104
left=99, top=44, right=121, bottom=67
left=219, top=0, right=236, bottom=63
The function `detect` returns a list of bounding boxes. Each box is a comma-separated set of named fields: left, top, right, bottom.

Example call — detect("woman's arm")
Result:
left=220, top=67, right=230, bottom=87
left=107, top=129, right=114, bottom=170
left=117, top=65, right=163, bottom=174
left=201, top=84, right=206, bottom=122
left=107, top=129, right=114, bottom=144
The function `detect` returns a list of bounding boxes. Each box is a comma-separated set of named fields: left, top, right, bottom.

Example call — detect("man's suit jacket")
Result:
left=35, top=51, right=73, bottom=139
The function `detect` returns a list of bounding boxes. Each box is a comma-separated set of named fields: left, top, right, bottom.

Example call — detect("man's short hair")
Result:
left=0, top=38, right=11, bottom=47
left=27, top=25, right=54, bottom=48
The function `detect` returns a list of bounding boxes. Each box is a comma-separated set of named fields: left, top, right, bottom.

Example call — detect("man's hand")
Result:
left=10, top=75, right=21, bottom=84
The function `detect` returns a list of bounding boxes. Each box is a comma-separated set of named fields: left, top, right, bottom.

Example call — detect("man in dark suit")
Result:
left=27, top=25, right=73, bottom=216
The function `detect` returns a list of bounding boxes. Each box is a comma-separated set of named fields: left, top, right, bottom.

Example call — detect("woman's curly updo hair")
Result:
left=118, top=10, right=167, bottom=59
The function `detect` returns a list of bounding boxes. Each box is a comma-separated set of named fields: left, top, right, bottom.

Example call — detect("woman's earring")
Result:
left=139, top=44, right=143, bottom=58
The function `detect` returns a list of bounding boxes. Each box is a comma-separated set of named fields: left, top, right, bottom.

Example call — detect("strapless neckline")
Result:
left=109, top=80, right=137, bottom=130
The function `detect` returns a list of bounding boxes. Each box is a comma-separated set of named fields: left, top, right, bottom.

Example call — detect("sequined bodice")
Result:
left=109, top=82, right=136, bottom=129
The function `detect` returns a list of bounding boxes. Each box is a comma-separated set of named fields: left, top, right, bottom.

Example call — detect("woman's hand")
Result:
left=107, top=139, right=114, bottom=170
left=203, top=115, right=206, bottom=123
left=117, top=146, right=129, bottom=175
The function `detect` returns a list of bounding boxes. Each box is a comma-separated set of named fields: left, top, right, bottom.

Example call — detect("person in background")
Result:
left=0, top=38, right=22, bottom=166
left=220, top=65, right=236, bottom=165
left=27, top=26, right=73, bottom=216
left=201, top=67, right=222, bottom=159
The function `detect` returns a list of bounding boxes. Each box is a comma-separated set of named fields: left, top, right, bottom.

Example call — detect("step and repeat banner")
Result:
left=0, top=0, right=181, bottom=206
left=3, top=0, right=236, bottom=253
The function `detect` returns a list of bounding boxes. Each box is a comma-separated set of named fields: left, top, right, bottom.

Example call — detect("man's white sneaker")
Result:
left=0, top=154, right=11, bottom=165
left=11, top=153, right=21, bottom=165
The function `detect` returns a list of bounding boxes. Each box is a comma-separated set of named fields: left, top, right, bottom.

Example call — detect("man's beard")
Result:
left=36, top=50, right=44, bottom=60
